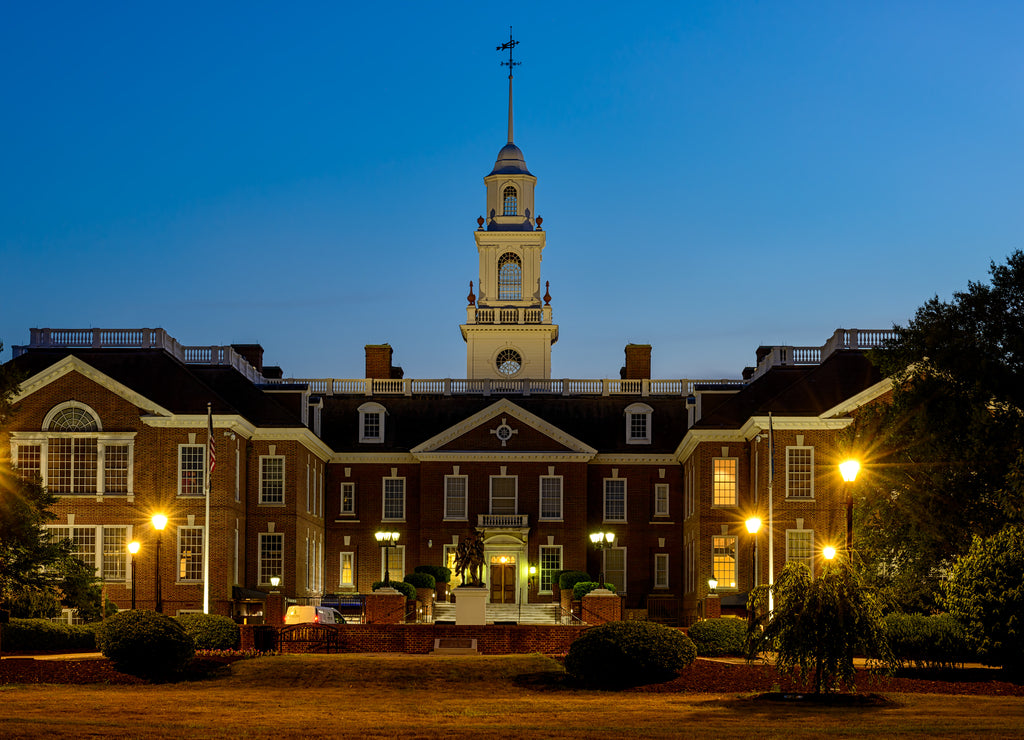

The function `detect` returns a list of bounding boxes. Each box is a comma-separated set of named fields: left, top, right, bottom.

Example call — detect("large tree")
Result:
left=850, top=251, right=1024, bottom=610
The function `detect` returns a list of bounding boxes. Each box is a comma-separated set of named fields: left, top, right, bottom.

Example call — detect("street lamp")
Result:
left=823, top=545, right=837, bottom=560
left=269, top=575, right=281, bottom=592
left=839, top=459, right=860, bottom=552
left=127, top=541, right=140, bottom=610
left=707, top=577, right=718, bottom=595
left=375, top=531, right=400, bottom=587
left=745, top=516, right=761, bottom=590
left=151, top=513, right=168, bottom=613
left=589, top=531, right=615, bottom=588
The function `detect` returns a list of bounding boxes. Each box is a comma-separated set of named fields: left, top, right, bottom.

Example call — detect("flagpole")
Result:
left=767, top=412, right=775, bottom=612
left=204, top=403, right=213, bottom=614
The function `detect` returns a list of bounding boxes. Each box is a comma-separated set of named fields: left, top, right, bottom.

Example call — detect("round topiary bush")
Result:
left=373, top=580, right=416, bottom=600
left=558, top=570, right=592, bottom=592
left=96, top=610, right=195, bottom=679
left=403, top=572, right=436, bottom=590
left=414, top=564, right=451, bottom=583
left=565, top=620, right=697, bottom=688
left=687, top=617, right=747, bottom=657
left=176, top=613, right=240, bottom=650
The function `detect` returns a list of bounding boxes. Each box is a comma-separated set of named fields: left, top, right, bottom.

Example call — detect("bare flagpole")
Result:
left=204, top=402, right=215, bottom=614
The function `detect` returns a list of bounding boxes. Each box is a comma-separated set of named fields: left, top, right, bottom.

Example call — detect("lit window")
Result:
left=712, top=458, right=738, bottom=506
left=340, top=552, right=354, bottom=587
left=178, top=526, right=204, bottom=582
left=502, top=186, right=518, bottom=216
left=787, top=447, right=814, bottom=498
left=382, top=545, right=405, bottom=581
left=713, top=536, right=737, bottom=588
left=497, top=253, right=522, bottom=300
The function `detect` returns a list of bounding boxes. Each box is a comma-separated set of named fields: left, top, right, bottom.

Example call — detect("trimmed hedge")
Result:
left=0, top=618, right=99, bottom=652
left=688, top=618, right=747, bottom=657
left=96, top=610, right=195, bottom=679
left=883, top=613, right=972, bottom=670
left=176, top=613, right=240, bottom=650
left=565, top=621, right=697, bottom=688
left=414, top=565, right=452, bottom=583
left=403, top=572, right=436, bottom=590
left=372, top=580, right=416, bottom=600
left=558, top=571, right=592, bottom=592
left=572, top=581, right=617, bottom=600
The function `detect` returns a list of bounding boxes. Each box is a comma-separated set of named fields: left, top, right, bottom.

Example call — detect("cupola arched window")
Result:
left=497, top=252, right=522, bottom=301
left=502, top=186, right=518, bottom=216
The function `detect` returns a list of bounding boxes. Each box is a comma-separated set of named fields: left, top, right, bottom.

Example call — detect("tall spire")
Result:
left=497, top=27, right=519, bottom=144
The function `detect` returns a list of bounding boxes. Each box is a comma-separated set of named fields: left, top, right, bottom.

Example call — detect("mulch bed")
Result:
left=0, top=654, right=238, bottom=685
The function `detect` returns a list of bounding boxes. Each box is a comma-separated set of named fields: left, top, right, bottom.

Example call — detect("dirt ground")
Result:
left=2, top=654, right=1023, bottom=739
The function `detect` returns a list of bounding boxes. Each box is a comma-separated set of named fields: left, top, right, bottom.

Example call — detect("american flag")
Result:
left=207, top=405, right=216, bottom=475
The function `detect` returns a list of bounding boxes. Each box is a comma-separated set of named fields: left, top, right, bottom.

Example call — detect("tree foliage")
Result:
left=748, top=561, right=894, bottom=694
left=850, top=251, right=1024, bottom=610
left=943, top=524, right=1024, bottom=672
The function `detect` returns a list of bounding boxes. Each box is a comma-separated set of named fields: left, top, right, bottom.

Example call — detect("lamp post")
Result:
left=839, top=459, right=860, bottom=552
left=823, top=545, right=837, bottom=561
left=127, top=541, right=140, bottom=610
left=589, top=532, right=615, bottom=588
left=745, top=517, right=761, bottom=590
left=375, top=531, right=400, bottom=587
left=151, top=514, right=168, bottom=613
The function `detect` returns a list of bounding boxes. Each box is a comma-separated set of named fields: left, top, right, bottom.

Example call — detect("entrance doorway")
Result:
left=489, top=555, right=516, bottom=604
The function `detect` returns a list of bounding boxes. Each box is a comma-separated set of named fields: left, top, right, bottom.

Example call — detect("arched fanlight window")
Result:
left=496, top=349, right=522, bottom=376
left=503, top=186, right=518, bottom=216
left=498, top=253, right=522, bottom=301
left=48, top=405, right=99, bottom=432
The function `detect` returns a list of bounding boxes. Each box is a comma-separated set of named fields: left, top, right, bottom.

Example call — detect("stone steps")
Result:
left=432, top=601, right=562, bottom=625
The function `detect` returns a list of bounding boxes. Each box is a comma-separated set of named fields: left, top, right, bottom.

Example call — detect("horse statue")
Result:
left=453, top=533, right=485, bottom=587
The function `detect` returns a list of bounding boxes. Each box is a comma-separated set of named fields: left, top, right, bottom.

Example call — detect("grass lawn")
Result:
left=3, top=654, right=1024, bottom=739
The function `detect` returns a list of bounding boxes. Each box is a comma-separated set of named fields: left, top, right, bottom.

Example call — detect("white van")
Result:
left=284, top=605, right=345, bottom=625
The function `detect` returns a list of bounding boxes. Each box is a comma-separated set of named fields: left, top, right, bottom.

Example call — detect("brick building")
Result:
left=1, top=71, right=895, bottom=624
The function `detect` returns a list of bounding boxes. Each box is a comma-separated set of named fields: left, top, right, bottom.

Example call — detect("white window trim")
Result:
left=712, top=457, right=739, bottom=508
left=177, top=526, right=204, bottom=583
left=258, top=532, right=284, bottom=586
left=654, top=483, right=670, bottom=517
left=382, top=477, right=406, bottom=521
left=603, top=477, right=627, bottom=523
left=177, top=443, right=205, bottom=498
left=340, top=551, right=355, bottom=587
left=340, top=482, right=356, bottom=516
left=12, top=432, right=136, bottom=497
left=259, top=455, right=286, bottom=506
left=786, top=446, right=815, bottom=499
left=380, top=544, right=405, bottom=582
left=444, top=474, right=468, bottom=521
left=712, top=535, right=739, bottom=590
left=624, top=403, right=653, bottom=445
left=358, top=402, right=386, bottom=444
left=539, top=475, right=563, bottom=521
left=654, top=552, right=670, bottom=589
left=488, top=475, right=518, bottom=515
left=538, top=544, right=562, bottom=594
left=603, top=546, right=627, bottom=594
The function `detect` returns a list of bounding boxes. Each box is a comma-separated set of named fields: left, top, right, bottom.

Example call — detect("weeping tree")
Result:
left=748, top=561, right=894, bottom=694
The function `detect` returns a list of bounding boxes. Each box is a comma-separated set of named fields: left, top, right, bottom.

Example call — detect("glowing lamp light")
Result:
left=151, top=513, right=168, bottom=531
left=269, top=575, right=281, bottom=588
left=707, top=577, right=718, bottom=594
left=839, top=459, right=861, bottom=483
left=745, top=517, right=762, bottom=534
left=127, top=541, right=140, bottom=555
left=823, top=546, right=837, bottom=560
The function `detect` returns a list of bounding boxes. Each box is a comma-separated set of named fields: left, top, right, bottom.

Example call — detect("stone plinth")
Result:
left=454, top=587, right=488, bottom=625
left=366, top=589, right=406, bottom=624
left=581, top=589, right=622, bottom=625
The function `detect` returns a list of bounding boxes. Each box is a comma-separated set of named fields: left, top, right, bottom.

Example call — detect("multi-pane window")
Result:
left=539, top=476, right=562, bottom=520
left=490, top=476, right=517, bottom=515
left=383, top=478, right=405, bottom=520
left=654, top=484, right=669, bottom=517
left=340, top=552, right=354, bottom=587
left=787, top=530, right=814, bottom=573
left=258, top=533, right=284, bottom=585
left=444, top=476, right=468, bottom=519
left=358, top=402, right=386, bottom=443
left=712, top=536, right=738, bottom=588
left=48, top=525, right=128, bottom=581
left=382, top=545, right=405, bottom=581
left=48, top=438, right=98, bottom=494
left=787, top=447, right=814, bottom=498
left=502, top=186, right=518, bottom=216
left=497, top=253, right=522, bottom=300
left=260, top=456, right=285, bottom=504
left=603, top=479, right=626, bottom=522
left=179, top=445, right=205, bottom=496
left=16, top=444, right=41, bottom=479
left=604, top=547, right=626, bottom=593
left=102, top=527, right=127, bottom=581
left=105, top=445, right=129, bottom=494
left=712, top=458, right=738, bottom=506
left=624, top=403, right=652, bottom=445
left=340, top=482, right=355, bottom=515
left=654, top=553, right=669, bottom=589
left=539, top=545, right=562, bottom=593
left=178, top=526, right=203, bottom=582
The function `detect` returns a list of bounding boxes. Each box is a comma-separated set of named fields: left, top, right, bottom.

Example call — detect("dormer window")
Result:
left=498, top=252, right=522, bottom=300
left=625, top=403, right=653, bottom=445
left=502, top=186, right=518, bottom=215
left=358, top=402, right=386, bottom=444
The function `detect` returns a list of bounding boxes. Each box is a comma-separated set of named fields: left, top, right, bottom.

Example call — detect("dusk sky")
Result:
left=3, top=2, right=1021, bottom=381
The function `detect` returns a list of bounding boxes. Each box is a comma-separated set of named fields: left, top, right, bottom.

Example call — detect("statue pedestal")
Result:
left=454, top=587, right=488, bottom=625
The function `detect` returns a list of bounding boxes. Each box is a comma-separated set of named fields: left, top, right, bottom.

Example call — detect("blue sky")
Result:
left=3, top=2, right=1021, bottom=380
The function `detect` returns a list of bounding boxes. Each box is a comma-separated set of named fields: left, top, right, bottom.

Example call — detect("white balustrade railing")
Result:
left=478, top=514, right=529, bottom=528
left=467, top=306, right=550, bottom=325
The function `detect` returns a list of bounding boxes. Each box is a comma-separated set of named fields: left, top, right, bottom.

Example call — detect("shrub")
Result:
left=176, top=613, right=240, bottom=651
left=688, top=618, right=747, bottom=657
left=0, top=618, right=98, bottom=652
left=372, top=580, right=416, bottom=600
left=558, top=571, right=592, bottom=592
left=572, top=581, right=617, bottom=600
left=565, top=621, right=696, bottom=688
left=943, top=524, right=1024, bottom=671
left=96, top=610, right=195, bottom=679
left=882, top=613, right=971, bottom=670
left=414, top=565, right=451, bottom=583
left=403, top=572, right=436, bottom=590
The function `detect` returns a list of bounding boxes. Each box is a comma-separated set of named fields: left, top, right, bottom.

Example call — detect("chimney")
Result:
left=231, top=344, right=264, bottom=372
left=365, top=344, right=394, bottom=380
left=623, top=344, right=652, bottom=380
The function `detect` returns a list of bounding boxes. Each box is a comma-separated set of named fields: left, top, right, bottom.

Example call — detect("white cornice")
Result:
left=410, top=397, right=597, bottom=456
left=740, top=416, right=854, bottom=439
left=590, top=453, right=679, bottom=466
left=820, top=377, right=894, bottom=418
left=474, top=232, right=545, bottom=247
left=143, top=416, right=332, bottom=461
left=675, top=429, right=747, bottom=461
left=329, top=452, right=419, bottom=465
left=14, top=356, right=173, bottom=417
left=413, top=452, right=595, bottom=463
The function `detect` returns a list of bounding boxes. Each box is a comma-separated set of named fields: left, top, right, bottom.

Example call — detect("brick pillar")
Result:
left=704, top=595, right=721, bottom=619
left=365, top=591, right=406, bottom=624
left=265, top=594, right=286, bottom=627
left=581, top=591, right=622, bottom=625
left=239, top=624, right=256, bottom=651
left=623, top=344, right=652, bottom=379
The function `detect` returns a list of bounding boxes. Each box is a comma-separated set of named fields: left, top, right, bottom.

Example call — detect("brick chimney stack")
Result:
left=365, top=345, right=394, bottom=380
left=623, top=344, right=652, bottom=380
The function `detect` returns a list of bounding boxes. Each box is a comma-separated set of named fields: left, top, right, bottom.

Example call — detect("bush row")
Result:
left=882, top=613, right=971, bottom=670
left=1, top=618, right=99, bottom=652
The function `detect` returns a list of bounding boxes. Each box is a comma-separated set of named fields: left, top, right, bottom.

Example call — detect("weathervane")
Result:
left=497, top=26, right=520, bottom=144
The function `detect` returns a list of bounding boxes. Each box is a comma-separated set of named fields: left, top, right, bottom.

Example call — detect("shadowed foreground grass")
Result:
left=3, top=654, right=1024, bottom=739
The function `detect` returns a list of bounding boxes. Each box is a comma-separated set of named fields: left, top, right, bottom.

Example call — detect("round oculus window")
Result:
left=496, top=348, right=522, bottom=376
left=495, top=423, right=514, bottom=441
